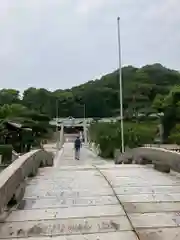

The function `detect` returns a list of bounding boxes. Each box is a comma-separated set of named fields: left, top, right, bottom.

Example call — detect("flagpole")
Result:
left=117, top=17, right=125, bottom=153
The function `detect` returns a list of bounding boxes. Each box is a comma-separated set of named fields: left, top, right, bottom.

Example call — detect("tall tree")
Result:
left=0, top=89, right=20, bottom=106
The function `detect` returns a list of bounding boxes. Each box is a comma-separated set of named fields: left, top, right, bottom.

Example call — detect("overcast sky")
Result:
left=0, top=0, right=180, bottom=91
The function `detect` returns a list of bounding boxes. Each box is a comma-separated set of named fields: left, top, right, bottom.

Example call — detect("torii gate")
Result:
left=56, top=117, right=88, bottom=149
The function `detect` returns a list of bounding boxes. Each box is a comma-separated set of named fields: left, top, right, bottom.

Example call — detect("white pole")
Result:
left=60, top=123, right=64, bottom=148
left=117, top=17, right=125, bottom=153
left=83, top=104, right=87, bottom=144
left=84, top=104, right=86, bottom=120
left=56, top=99, right=60, bottom=150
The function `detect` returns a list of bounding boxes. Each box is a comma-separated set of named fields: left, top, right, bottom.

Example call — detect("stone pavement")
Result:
left=1, top=143, right=180, bottom=239
left=54, top=143, right=107, bottom=167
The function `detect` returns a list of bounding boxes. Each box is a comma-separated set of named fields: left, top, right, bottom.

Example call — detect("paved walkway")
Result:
left=54, top=143, right=107, bottom=167
left=1, top=143, right=180, bottom=239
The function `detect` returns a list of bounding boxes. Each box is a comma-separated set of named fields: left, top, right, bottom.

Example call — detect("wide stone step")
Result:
left=0, top=232, right=138, bottom=240
left=137, top=228, right=180, bottom=240
left=114, top=185, right=180, bottom=195
left=0, top=216, right=132, bottom=238
left=24, top=188, right=114, bottom=199
left=2, top=143, right=180, bottom=239
left=118, top=193, right=180, bottom=202
left=123, top=202, right=180, bottom=213
left=19, top=196, right=118, bottom=209
left=5, top=205, right=125, bottom=222
left=129, top=212, right=180, bottom=228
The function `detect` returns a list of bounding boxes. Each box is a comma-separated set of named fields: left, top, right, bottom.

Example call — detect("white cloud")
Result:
left=75, top=0, right=109, bottom=15
left=0, top=0, right=180, bottom=90
left=145, top=0, right=180, bottom=23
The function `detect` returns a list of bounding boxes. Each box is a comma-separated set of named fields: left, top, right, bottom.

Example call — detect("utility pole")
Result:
left=56, top=99, right=59, bottom=131
left=117, top=17, right=125, bottom=153
left=83, top=104, right=86, bottom=120
left=56, top=99, right=60, bottom=150
left=83, top=104, right=87, bottom=144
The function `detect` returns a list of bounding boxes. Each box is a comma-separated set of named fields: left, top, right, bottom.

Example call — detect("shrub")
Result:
left=89, top=121, right=156, bottom=158
left=0, top=145, right=13, bottom=164
left=168, top=124, right=180, bottom=145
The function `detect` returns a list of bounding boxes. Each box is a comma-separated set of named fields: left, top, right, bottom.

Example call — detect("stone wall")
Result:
left=0, top=149, right=53, bottom=215
left=11, top=150, right=20, bottom=162
left=115, top=147, right=180, bottom=173
left=88, top=142, right=101, bottom=156
left=143, top=144, right=180, bottom=151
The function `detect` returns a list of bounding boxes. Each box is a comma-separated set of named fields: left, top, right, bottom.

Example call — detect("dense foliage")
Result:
left=0, top=104, right=53, bottom=153
left=1, top=63, right=180, bottom=153
left=0, top=64, right=180, bottom=118
left=153, top=85, right=180, bottom=142
left=89, top=121, right=157, bottom=158
left=0, top=145, right=12, bottom=164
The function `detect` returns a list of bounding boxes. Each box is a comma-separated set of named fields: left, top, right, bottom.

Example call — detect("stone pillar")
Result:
left=83, top=119, right=88, bottom=144
left=60, top=123, right=64, bottom=148
left=56, top=128, right=60, bottom=150
left=56, top=123, right=63, bottom=150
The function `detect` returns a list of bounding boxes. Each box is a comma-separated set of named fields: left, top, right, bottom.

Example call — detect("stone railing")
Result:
left=11, top=150, right=20, bottom=162
left=88, top=142, right=101, bottom=156
left=0, top=149, right=53, bottom=215
left=115, top=146, right=180, bottom=173
left=144, top=144, right=180, bottom=152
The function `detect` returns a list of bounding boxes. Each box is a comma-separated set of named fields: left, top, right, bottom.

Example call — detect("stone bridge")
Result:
left=1, top=141, right=180, bottom=239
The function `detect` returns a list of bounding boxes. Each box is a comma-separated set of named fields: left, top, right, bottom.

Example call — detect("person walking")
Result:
left=74, top=136, right=81, bottom=160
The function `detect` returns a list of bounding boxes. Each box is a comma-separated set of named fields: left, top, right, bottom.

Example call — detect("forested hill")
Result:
left=0, top=63, right=180, bottom=118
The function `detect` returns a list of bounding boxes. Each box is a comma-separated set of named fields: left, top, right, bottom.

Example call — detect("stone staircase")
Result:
left=1, top=143, right=180, bottom=239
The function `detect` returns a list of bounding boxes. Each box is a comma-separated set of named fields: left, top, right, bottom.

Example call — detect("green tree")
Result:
left=168, top=124, right=180, bottom=145
left=0, top=64, right=180, bottom=119
left=0, top=104, right=27, bottom=119
left=0, top=89, right=20, bottom=106
left=152, top=94, right=164, bottom=112
left=23, top=88, right=51, bottom=114
left=89, top=122, right=156, bottom=158
left=153, top=86, right=180, bottom=141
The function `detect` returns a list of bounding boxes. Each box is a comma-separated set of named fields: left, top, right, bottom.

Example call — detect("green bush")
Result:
left=168, top=124, right=180, bottom=145
left=0, top=145, right=13, bottom=164
left=89, top=121, right=157, bottom=158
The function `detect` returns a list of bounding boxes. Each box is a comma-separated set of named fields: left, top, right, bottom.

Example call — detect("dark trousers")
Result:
left=75, top=148, right=80, bottom=159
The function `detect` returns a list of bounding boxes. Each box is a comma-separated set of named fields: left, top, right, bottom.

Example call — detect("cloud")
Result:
left=0, top=0, right=180, bottom=91
left=145, top=0, right=180, bottom=22
left=76, top=0, right=108, bottom=15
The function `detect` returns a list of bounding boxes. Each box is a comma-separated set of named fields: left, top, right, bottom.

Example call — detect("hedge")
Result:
left=89, top=121, right=157, bottom=158
left=0, top=144, right=13, bottom=164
